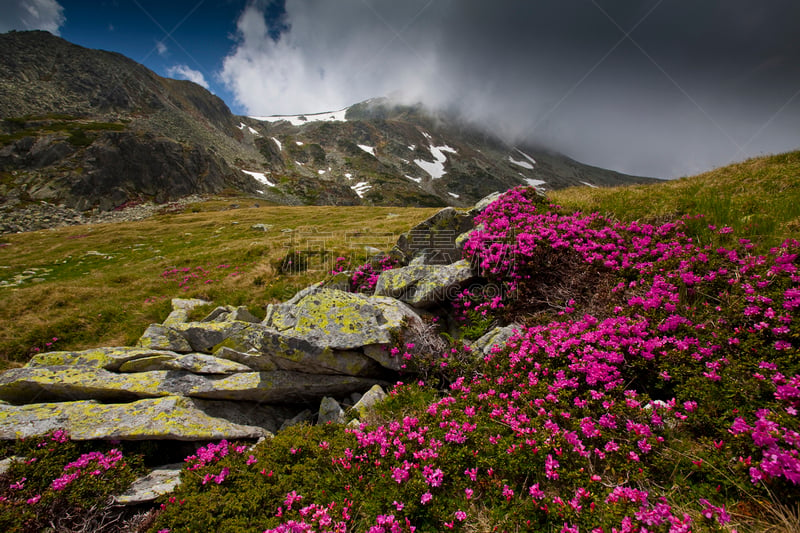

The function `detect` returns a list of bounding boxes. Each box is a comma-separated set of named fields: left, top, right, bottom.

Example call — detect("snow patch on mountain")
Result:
left=580, top=181, right=599, bottom=189
left=241, top=169, right=275, bottom=187
left=351, top=182, right=372, bottom=198
left=250, top=108, right=348, bottom=126
left=415, top=144, right=457, bottom=179
left=523, top=177, right=547, bottom=188
left=271, top=137, right=282, bottom=151
left=358, top=144, right=376, bottom=156
left=509, top=156, right=534, bottom=170
left=515, top=149, right=537, bottom=166
left=404, top=175, right=422, bottom=184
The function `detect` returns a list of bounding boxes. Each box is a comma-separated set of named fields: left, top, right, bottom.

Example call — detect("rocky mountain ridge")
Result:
left=0, top=30, right=660, bottom=222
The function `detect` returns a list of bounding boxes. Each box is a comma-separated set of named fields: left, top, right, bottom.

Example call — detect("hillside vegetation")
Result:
left=1, top=151, right=799, bottom=532
left=551, top=151, right=800, bottom=250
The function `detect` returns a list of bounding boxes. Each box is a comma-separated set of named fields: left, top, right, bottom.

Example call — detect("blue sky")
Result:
left=2, top=0, right=799, bottom=179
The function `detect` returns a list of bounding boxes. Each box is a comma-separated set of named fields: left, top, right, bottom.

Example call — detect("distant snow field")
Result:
left=508, top=156, right=534, bottom=170
left=250, top=108, right=348, bottom=126
left=580, top=181, right=599, bottom=188
left=524, top=178, right=547, bottom=188
left=414, top=144, right=457, bottom=179
left=515, top=149, right=537, bottom=166
left=448, top=192, right=460, bottom=199
left=357, top=144, right=376, bottom=156
left=241, top=169, right=275, bottom=187
left=351, top=181, right=372, bottom=198
left=271, top=137, right=282, bottom=151
left=404, top=175, right=422, bottom=184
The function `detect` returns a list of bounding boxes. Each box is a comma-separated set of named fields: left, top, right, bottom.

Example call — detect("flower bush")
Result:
left=96, top=187, right=800, bottom=530
left=0, top=430, right=144, bottom=532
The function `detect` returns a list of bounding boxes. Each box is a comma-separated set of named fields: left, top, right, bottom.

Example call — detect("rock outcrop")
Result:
left=0, top=198, right=517, bottom=445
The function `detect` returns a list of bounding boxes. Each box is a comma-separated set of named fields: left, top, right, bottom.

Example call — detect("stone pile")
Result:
left=0, top=200, right=510, bottom=444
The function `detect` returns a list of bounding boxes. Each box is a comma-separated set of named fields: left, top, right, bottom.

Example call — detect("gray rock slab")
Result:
left=171, top=321, right=250, bottom=353
left=218, top=324, right=384, bottom=376
left=318, top=397, right=345, bottom=425
left=0, top=366, right=383, bottom=405
left=471, top=323, right=522, bottom=355
left=263, top=288, right=424, bottom=351
left=0, top=396, right=269, bottom=441
left=115, top=463, right=184, bottom=505
left=136, top=324, right=193, bottom=352
left=118, top=354, right=252, bottom=374
left=374, top=259, right=477, bottom=308
left=25, top=347, right=182, bottom=372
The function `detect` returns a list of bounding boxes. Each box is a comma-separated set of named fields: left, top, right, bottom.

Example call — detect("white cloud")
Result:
left=166, top=65, right=210, bottom=89
left=0, top=0, right=65, bottom=35
left=218, top=0, right=800, bottom=179
left=219, top=1, right=442, bottom=116
left=156, top=40, right=168, bottom=56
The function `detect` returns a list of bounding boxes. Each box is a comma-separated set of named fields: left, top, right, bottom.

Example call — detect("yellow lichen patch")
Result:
left=0, top=396, right=267, bottom=440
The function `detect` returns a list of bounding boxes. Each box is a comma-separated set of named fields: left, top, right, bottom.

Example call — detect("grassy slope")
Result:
left=0, top=200, right=438, bottom=368
left=550, top=151, right=800, bottom=250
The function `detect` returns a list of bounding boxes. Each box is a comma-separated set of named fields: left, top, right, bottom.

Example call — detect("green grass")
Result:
left=550, top=150, right=800, bottom=250
left=0, top=201, right=438, bottom=368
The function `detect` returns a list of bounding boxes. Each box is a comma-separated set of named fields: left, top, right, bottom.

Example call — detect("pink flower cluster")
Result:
left=51, top=449, right=124, bottom=491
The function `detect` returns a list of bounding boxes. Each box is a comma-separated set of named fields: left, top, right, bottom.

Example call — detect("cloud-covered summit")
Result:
left=221, top=0, right=800, bottom=178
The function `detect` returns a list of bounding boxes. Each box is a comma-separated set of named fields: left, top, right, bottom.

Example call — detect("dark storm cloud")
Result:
left=221, top=0, right=800, bottom=178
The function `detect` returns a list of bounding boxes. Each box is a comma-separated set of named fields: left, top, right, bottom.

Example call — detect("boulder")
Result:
left=393, top=207, right=474, bottom=265
left=471, top=323, right=522, bottom=355
left=171, top=321, right=250, bottom=353
left=0, top=396, right=270, bottom=441
left=318, top=397, right=345, bottom=425
left=163, top=298, right=211, bottom=327
left=217, top=326, right=382, bottom=376
left=136, top=324, right=193, bottom=352
left=264, top=288, right=423, bottom=351
left=114, top=463, right=184, bottom=505
left=351, top=384, right=387, bottom=418
left=374, top=259, right=477, bottom=308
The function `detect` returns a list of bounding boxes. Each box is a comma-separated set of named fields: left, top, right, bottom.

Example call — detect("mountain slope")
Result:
left=0, top=31, right=659, bottom=215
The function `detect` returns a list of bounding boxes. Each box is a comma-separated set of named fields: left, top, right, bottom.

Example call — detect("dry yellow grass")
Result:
left=0, top=202, right=439, bottom=367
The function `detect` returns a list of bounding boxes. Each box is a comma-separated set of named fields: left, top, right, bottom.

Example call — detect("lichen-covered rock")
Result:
left=351, top=384, right=387, bottom=418
left=25, top=347, right=182, bottom=371
left=0, top=366, right=191, bottom=403
left=318, top=397, right=345, bottom=425
left=374, top=259, right=477, bottom=308
left=201, top=306, right=260, bottom=324
left=0, top=396, right=270, bottom=441
left=136, top=324, right=193, bottom=352
left=215, top=346, right=279, bottom=372
left=171, top=321, right=250, bottom=353
left=0, top=366, right=382, bottom=405
left=187, top=371, right=382, bottom=404
left=470, top=323, right=522, bottom=355
left=393, top=207, right=474, bottom=265
left=118, top=353, right=252, bottom=374
left=264, top=288, right=423, bottom=351
left=163, top=298, right=211, bottom=327
left=217, top=325, right=382, bottom=376
left=114, top=463, right=184, bottom=505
